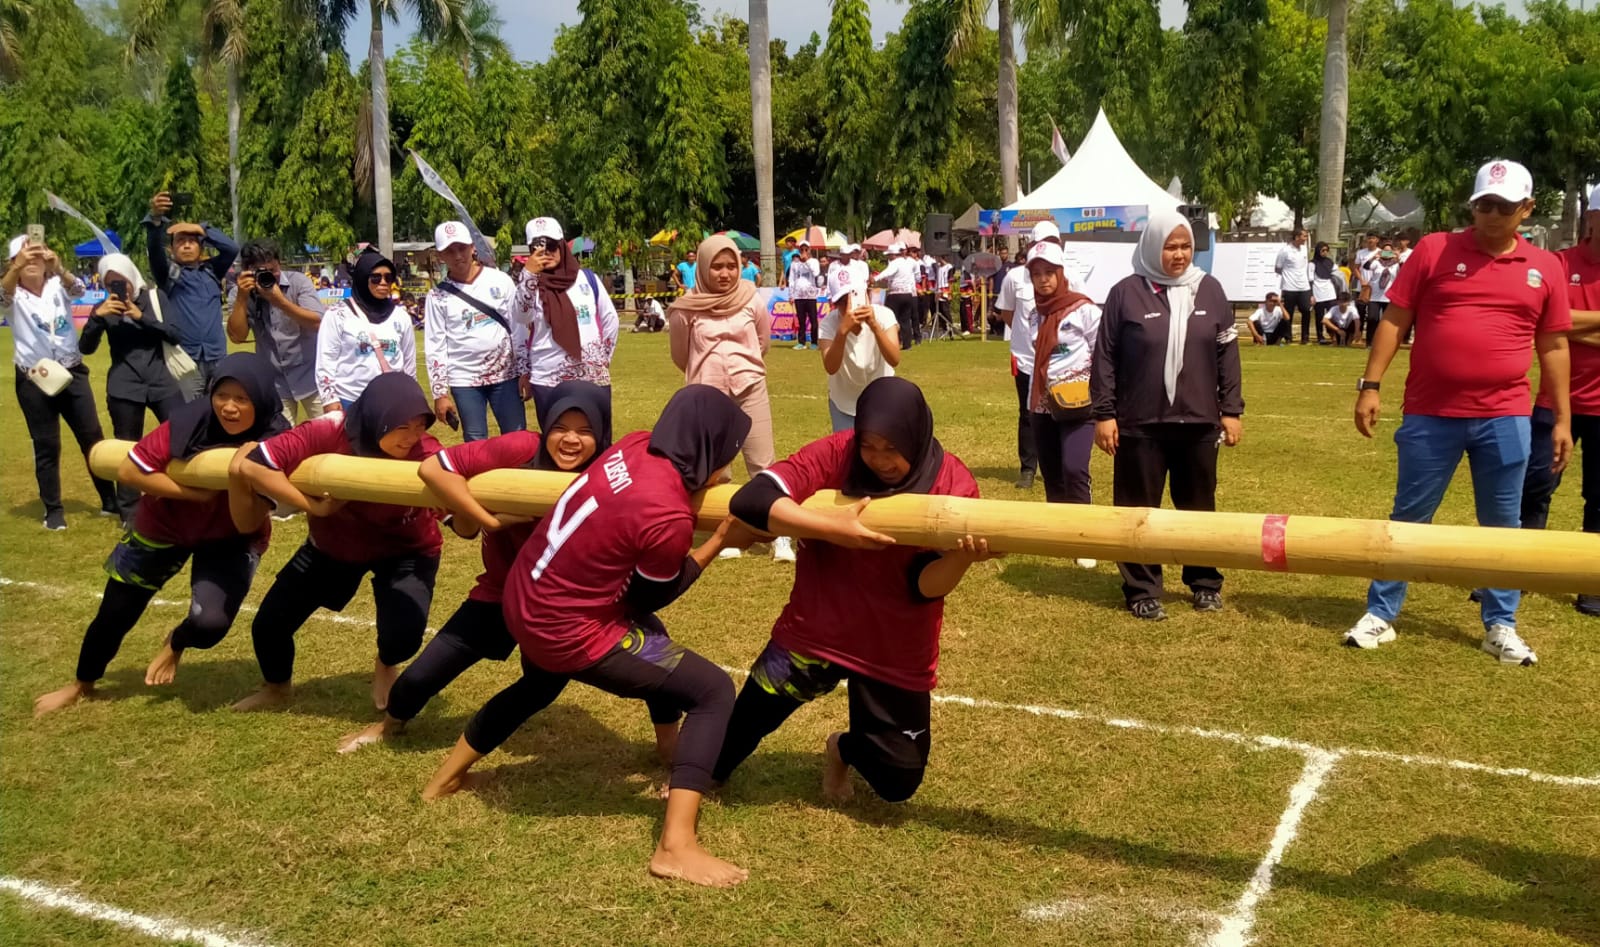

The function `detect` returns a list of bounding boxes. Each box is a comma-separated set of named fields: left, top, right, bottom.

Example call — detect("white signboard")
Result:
left=1211, top=242, right=1290, bottom=303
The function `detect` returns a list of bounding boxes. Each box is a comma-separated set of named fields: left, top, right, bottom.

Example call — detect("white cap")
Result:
left=887, top=242, right=905, bottom=255
left=7, top=234, right=25, bottom=261
left=1026, top=241, right=1066, bottom=268
left=525, top=217, right=563, bottom=243
left=827, top=260, right=857, bottom=301
left=1029, top=220, right=1062, bottom=243
left=797, top=238, right=810, bottom=248
left=433, top=220, right=472, bottom=251
left=1470, top=160, right=1533, bottom=203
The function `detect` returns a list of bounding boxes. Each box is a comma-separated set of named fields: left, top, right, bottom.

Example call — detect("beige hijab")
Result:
left=668, top=234, right=756, bottom=321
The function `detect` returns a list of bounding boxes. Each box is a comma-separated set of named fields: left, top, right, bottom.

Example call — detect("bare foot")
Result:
left=649, top=841, right=749, bottom=888
left=144, top=639, right=181, bottom=686
left=34, top=682, right=91, bottom=718
left=421, top=769, right=489, bottom=801
left=372, top=658, right=399, bottom=711
left=653, top=721, right=680, bottom=766
left=822, top=732, right=854, bottom=803
left=338, top=716, right=404, bottom=754
left=231, top=683, right=291, bottom=711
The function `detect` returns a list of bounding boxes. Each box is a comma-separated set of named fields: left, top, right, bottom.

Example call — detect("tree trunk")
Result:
left=369, top=2, right=394, bottom=259
left=997, top=0, right=1018, bottom=252
left=1314, top=0, right=1349, bottom=246
left=749, top=0, right=776, bottom=285
left=227, top=60, right=241, bottom=241
left=1559, top=169, right=1579, bottom=248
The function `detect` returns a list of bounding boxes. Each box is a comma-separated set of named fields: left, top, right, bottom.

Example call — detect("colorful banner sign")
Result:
left=978, top=206, right=1151, bottom=237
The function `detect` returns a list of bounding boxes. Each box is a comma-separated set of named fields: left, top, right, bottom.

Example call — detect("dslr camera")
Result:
left=253, top=268, right=277, bottom=294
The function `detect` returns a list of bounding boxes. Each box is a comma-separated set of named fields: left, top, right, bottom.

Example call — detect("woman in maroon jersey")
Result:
left=232, top=372, right=443, bottom=712
left=34, top=353, right=288, bottom=717
left=715, top=376, right=999, bottom=802
left=421, top=385, right=758, bottom=888
left=337, top=380, right=678, bottom=756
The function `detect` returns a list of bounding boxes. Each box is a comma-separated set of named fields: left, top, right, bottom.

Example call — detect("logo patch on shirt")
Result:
left=1455, top=263, right=1468, bottom=277
left=1143, top=311, right=1162, bottom=319
left=1576, top=273, right=1584, bottom=284
left=1527, top=268, right=1542, bottom=289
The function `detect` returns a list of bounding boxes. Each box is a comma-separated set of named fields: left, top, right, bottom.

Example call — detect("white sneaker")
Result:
left=1074, top=558, right=1097, bottom=569
left=772, top=536, right=796, bottom=563
left=1343, top=613, right=1396, bottom=650
left=717, top=546, right=743, bottom=560
left=1482, top=624, right=1537, bottom=666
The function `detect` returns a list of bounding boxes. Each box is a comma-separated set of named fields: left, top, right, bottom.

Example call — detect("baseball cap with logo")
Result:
left=1026, top=241, right=1066, bottom=269
left=1029, top=220, right=1062, bottom=244
left=1470, top=160, right=1534, bottom=204
left=524, top=217, right=564, bottom=244
left=434, top=220, right=472, bottom=251
left=827, top=260, right=856, bottom=302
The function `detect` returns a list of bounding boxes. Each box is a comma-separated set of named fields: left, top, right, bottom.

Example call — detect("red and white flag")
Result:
left=1050, top=118, right=1071, bottom=166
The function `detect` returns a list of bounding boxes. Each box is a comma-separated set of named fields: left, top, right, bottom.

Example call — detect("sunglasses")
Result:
left=368, top=272, right=396, bottom=285
left=530, top=238, right=560, bottom=252
left=1472, top=198, right=1524, bottom=216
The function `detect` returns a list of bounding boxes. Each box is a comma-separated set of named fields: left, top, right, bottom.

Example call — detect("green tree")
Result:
left=1258, top=0, right=1323, bottom=228
left=883, top=0, right=959, bottom=223
left=393, top=38, right=477, bottom=238
left=154, top=60, right=206, bottom=211
left=263, top=51, right=360, bottom=254
left=1172, top=0, right=1268, bottom=225
left=649, top=39, right=727, bottom=236
left=1, top=0, right=33, bottom=80
left=819, top=0, right=877, bottom=235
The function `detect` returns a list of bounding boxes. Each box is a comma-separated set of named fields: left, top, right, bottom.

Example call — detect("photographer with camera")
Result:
left=226, top=239, right=326, bottom=423
left=143, top=190, right=239, bottom=401
left=79, top=253, right=182, bottom=522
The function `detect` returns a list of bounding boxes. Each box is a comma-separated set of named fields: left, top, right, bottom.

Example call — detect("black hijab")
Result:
left=845, top=377, right=945, bottom=498
left=532, top=380, right=612, bottom=471
left=344, top=373, right=435, bottom=458
left=648, top=384, right=751, bottom=491
left=1313, top=242, right=1335, bottom=281
left=350, top=246, right=397, bottom=322
left=168, top=352, right=289, bottom=459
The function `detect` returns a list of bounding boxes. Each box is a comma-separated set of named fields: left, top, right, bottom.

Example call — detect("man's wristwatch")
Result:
left=1357, top=378, right=1381, bottom=392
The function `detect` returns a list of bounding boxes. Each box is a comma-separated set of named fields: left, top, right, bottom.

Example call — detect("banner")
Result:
left=409, top=150, right=495, bottom=265
left=978, top=206, right=1150, bottom=237
left=45, top=192, right=115, bottom=255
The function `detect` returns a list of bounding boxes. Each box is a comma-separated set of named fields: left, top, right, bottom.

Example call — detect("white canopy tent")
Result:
left=1005, top=109, right=1184, bottom=216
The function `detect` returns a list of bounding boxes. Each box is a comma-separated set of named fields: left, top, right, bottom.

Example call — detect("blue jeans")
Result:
left=452, top=379, right=526, bottom=442
left=1366, top=414, right=1531, bottom=629
left=828, top=398, right=854, bottom=433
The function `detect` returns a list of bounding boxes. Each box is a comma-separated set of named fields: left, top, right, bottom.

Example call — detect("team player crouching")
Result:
left=421, top=385, right=762, bottom=888
left=34, top=354, right=288, bottom=717
left=715, top=377, right=999, bottom=802
left=232, top=374, right=443, bottom=711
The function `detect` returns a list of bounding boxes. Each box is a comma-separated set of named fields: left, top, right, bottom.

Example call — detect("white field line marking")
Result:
left=1021, top=894, right=1219, bottom=926
left=1200, top=750, right=1341, bottom=947
left=6, top=575, right=1600, bottom=789
left=0, top=876, right=276, bottom=947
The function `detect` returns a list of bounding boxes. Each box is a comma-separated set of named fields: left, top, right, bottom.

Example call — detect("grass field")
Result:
left=2, top=328, right=1598, bottom=947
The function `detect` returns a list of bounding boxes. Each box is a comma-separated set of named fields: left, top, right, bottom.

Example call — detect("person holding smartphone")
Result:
left=142, top=191, right=239, bottom=401
left=3, top=234, right=120, bottom=530
left=818, top=259, right=900, bottom=433
left=423, top=221, right=521, bottom=441
left=511, top=217, right=618, bottom=422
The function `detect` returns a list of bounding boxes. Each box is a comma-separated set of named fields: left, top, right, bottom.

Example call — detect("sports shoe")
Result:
left=1343, top=613, right=1396, bottom=649
left=98, top=500, right=120, bottom=517
left=1014, top=469, right=1035, bottom=490
left=793, top=342, right=808, bottom=350
left=1468, top=589, right=1483, bottom=604
left=1574, top=594, right=1600, bottom=618
left=772, top=536, right=796, bottom=563
left=717, top=546, right=743, bottom=560
left=1193, top=589, right=1223, bottom=612
left=1130, top=599, right=1167, bottom=621
left=43, top=510, right=67, bottom=531
left=1482, top=624, right=1537, bottom=666
left=1074, top=558, right=1097, bottom=569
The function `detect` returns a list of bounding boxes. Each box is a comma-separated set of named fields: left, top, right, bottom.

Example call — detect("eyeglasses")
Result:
left=1472, top=198, right=1524, bottom=216
left=368, top=273, right=396, bottom=285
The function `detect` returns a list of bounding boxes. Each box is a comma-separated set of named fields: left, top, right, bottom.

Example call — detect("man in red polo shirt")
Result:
left=1514, top=184, right=1600, bottom=617
left=1346, top=159, right=1572, bottom=666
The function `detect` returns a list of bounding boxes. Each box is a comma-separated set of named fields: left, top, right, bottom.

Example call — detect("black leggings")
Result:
left=887, top=293, right=918, bottom=347
left=463, top=627, right=731, bottom=794
left=713, top=643, right=931, bottom=802
left=75, top=541, right=258, bottom=683
left=250, top=542, right=439, bottom=685
left=793, top=298, right=818, bottom=346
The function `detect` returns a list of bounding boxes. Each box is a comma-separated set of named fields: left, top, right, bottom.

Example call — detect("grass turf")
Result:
left=2, top=329, right=1597, bottom=946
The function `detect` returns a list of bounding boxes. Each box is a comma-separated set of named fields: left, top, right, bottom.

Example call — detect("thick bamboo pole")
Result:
left=89, top=440, right=1600, bottom=594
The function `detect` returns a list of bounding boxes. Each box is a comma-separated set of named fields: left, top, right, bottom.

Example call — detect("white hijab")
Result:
left=1132, top=209, right=1206, bottom=406
left=97, top=253, right=148, bottom=297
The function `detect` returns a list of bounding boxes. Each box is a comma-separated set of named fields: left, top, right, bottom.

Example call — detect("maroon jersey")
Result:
left=503, top=432, right=694, bottom=673
left=761, top=432, right=980, bottom=692
left=127, top=421, right=269, bottom=551
left=436, top=430, right=545, bottom=603
left=255, top=413, right=443, bottom=563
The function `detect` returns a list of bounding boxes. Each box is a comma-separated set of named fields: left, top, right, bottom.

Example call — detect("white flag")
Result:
left=409, top=150, right=496, bottom=265
left=1050, top=118, right=1071, bottom=166
left=45, top=192, right=115, bottom=255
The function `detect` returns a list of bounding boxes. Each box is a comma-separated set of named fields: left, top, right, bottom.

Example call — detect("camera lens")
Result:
left=255, top=269, right=275, bottom=290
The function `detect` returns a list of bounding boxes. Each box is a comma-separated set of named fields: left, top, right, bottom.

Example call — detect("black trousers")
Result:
left=1312, top=300, right=1334, bottom=342
left=108, top=394, right=176, bottom=513
left=1281, top=290, right=1314, bottom=343
left=1014, top=371, right=1038, bottom=476
left=463, top=628, right=731, bottom=794
left=75, top=539, right=259, bottom=683
left=250, top=541, right=439, bottom=685
left=794, top=298, right=819, bottom=346
left=15, top=364, right=117, bottom=516
left=1030, top=411, right=1095, bottom=504
left=1520, top=406, right=1600, bottom=533
left=1257, top=321, right=1291, bottom=345
left=1112, top=425, right=1223, bottom=604
left=1364, top=301, right=1388, bottom=345
left=888, top=293, right=918, bottom=347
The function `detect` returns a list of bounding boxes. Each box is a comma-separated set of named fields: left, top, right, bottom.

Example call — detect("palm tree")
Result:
left=1314, top=0, right=1348, bottom=245
left=129, top=0, right=247, bottom=239
left=434, top=0, right=508, bottom=80
left=749, top=0, right=776, bottom=283
left=0, top=0, right=32, bottom=81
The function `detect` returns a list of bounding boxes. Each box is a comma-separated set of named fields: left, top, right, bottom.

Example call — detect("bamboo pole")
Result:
left=89, top=440, right=1600, bottom=595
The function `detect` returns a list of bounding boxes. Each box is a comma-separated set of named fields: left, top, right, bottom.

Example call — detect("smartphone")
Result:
left=444, top=408, right=460, bottom=431
left=170, top=192, right=194, bottom=212
left=108, top=280, right=129, bottom=302
left=26, top=224, right=44, bottom=246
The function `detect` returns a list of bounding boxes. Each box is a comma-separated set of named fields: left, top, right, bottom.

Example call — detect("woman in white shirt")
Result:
left=1309, top=242, right=1343, bottom=344
left=511, top=217, right=618, bottom=422
left=3, top=235, right=120, bottom=529
left=424, top=221, right=521, bottom=441
left=316, top=247, right=417, bottom=411
left=818, top=263, right=900, bottom=432
left=872, top=243, right=921, bottom=348
left=1362, top=248, right=1401, bottom=345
